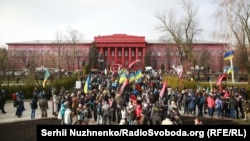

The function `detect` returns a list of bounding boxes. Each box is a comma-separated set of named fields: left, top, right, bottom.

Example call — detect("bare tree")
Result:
left=164, top=44, right=174, bottom=72
left=26, top=45, right=40, bottom=85
left=55, top=31, right=66, bottom=78
left=0, top=48, right=8, bottom=86
left=9, top=50, right=17, bottom=79
left=19, top=50, right=28, bottom=69
left=213, top=0, right=250, bottom=83
left=156, top=0, right=202, bottom=70
left=65, top=27, right=83, bottom=72
left=197, top=49, right=211, bottom=80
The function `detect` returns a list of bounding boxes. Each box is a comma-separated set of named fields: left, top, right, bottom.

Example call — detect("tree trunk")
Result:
left=248, top=73, right=250, bottom=85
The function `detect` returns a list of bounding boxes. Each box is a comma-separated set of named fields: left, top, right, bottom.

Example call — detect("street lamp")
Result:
left=195, top=65, right=204, bottom=81
left=43, top=44, right=46, bottom=67
left=200, top=66, right=204, bottom=81
left=191, top=66, right=194, bottom=81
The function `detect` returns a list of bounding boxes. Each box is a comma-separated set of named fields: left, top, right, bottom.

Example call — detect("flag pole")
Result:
left=230, top=58, right=235, bottom=85
left=227, top=2, right=235, bottom=86
left=209, top=79, right=212, bottom=92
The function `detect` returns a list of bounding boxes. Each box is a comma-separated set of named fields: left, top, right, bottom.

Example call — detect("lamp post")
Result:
left=200, top=66, right=204, bottom=81
left=191, top=65, right=204, bottom=81
left=194, top=65, right=204, bottom=81
left=191, top=66, right=194, bottom=81
left=43, top=44, right=46, bottom=67
left=195, top=65, right=199, bottom=81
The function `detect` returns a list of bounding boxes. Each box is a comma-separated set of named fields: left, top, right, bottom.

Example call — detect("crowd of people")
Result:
left=1, top=68, right=250, bottom=125
left=48, top=69, right=250, bottom=125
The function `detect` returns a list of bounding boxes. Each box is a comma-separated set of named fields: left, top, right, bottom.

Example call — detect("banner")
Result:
left=216, top=73, right=227, bottom=86
left=128, top=59, right=140, bottom=68
left=119, top=78, right=129, bottom=95
left=159, top=81, right=167, bottom=98
left=75, top=81, right=81, bottom=89
left=172, top=65, right=183, bottom=78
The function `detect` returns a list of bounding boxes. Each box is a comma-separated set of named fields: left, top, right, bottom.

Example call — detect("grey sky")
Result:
left=0, top=0, right=218, bottom=46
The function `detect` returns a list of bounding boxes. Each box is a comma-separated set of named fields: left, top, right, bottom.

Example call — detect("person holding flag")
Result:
left=43, top=69, right=50, bottom=88
left=223, top=50, right=235, bottom=84
left=84, top=74, right=91, bottom=94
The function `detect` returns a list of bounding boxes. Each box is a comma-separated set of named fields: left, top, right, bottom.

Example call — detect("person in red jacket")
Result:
left=134, top=100, right=142, bottom=123
left=223, top=91, right=230, bottom=99
left=207, top=93, right=215, bottom=118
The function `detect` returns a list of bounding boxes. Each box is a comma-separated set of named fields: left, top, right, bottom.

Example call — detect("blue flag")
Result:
left=224, top=50, right=234, bottom=60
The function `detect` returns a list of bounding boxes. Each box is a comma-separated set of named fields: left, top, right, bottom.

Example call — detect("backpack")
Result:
left=215, top=99, right=222, bottom=109
left=96, top=104, right=102, bottom=114
left=183, top=94, right=188, bottom=102
left=12, top=93, right=17, bottom=101
left=199, top=97, right=205, bottom=105
left=38, top=91, right=44, bottom=99
left=87, top=109, right=92, bottom=119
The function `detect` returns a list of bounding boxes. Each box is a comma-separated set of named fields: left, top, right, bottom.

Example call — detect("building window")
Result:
left=132, top=50, right=135, bottom=56
left=169, top=51, right=172, bottom=56
left=125, top=50, right=128, bottom=56
left=217, top=50, right=222, bottom=55
left=118, top=50, right=121, bottom=56
left=125, top=61, right=128, bottom=65
left=139, top=51, right=141, bottom=56
left=111, top=61, right=114, bottom=65
left=157, top=60, right=161, bottom=65
left=105, top=50, right=107, bottom=56
left=152, top=51, right=155, bottom=56
left=112, top=50, right=114, bottom=56
left=158, top=52, right=161, bottom=56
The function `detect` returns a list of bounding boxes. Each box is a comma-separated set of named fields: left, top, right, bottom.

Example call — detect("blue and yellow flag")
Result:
left=227, top=67, right=234, bottom=74
left=119, top=73, right=126, bottom=84
left=224, top=50, right=234, bottom=60
left=42, top=69, right=50, bottom=88
left=84, top=75, right=91, bottom=94
left=135, top=69, right=142, bottom=80
left=129, top=73, right=135, bottom=82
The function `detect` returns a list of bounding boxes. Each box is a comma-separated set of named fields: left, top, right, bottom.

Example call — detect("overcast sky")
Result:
left=0, top=0, right=218, bottom=46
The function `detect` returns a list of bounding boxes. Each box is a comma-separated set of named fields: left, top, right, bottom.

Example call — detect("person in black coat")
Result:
left=15, top=91, right=25, bottom=118
left=0, top=89, right=7, bottom=113
left=30, top=94, right=38, bottom=119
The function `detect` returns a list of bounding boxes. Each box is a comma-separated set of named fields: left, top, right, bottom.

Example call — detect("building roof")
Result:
left=146, top=39, right=228, bottom=44
left=7, top=40, right=93, bottom=45
left=7, top=39, right=228, bottom=45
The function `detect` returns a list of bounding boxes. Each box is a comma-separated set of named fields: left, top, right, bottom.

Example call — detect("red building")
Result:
left=6, top=34, right=226, bottom=74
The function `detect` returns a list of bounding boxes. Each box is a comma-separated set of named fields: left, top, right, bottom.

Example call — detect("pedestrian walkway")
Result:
left=0, top=100, right=98, bottom=125
left=0, top=100, right=235, bottom=125
left=0, top=100, right=53, bottom=124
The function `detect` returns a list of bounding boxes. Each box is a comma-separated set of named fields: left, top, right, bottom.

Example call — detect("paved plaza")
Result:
left=0, top=100, right=96, bottom=125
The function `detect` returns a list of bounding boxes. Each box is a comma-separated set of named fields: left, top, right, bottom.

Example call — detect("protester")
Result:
left=194, top=117, right=203, bottom=125
left=0, top=89, right=7, bottom=114
left=30, top=94, right=38, bottom=119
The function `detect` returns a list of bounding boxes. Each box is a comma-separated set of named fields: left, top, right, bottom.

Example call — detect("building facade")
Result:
left=6, top=34, right=226, bottom=74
